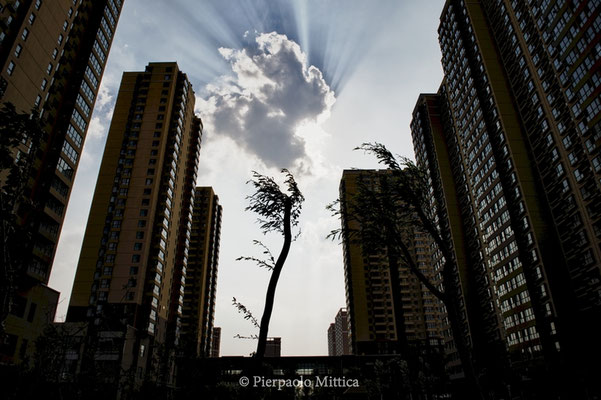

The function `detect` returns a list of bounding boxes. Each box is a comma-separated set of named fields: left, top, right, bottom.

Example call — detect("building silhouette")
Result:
left=65, top=62, right=202, bottom=387
left=210, top=327, right=221, bottom=358
left=410, top=0, right=601, bottom=394
left=339, top=170, right=445, bottom=356
left=264, top=337, right=281, bottom=357
left=0, top=0, right=124, bottom=364
left=181, top=186, right=222, bottom=358
left=327, top=308, right=351, bottom=356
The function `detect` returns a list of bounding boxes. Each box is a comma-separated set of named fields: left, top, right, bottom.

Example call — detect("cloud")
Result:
left=197, top=32, right=335, bottom=169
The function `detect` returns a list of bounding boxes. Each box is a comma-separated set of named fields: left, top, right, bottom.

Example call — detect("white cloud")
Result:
left=197, top=32, right=336, bottom=170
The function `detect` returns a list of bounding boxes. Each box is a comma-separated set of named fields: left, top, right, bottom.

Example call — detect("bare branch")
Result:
left=236, top=240, right=275, bottom=270
left=232, top=297, right=260, bottom=328
left=233, top=334, right=259, bottom=340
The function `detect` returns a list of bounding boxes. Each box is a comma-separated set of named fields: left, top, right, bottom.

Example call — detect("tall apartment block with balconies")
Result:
left=180, top=186, right=222, bottom=358
left=65, top=62, right=202, bottom=386
left=410, top=0, right=601, bottom=393
left=0, top=0, right=124, bottom=364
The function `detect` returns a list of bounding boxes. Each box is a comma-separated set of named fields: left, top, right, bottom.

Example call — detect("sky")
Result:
left=49, top=0, right=445, bottom=357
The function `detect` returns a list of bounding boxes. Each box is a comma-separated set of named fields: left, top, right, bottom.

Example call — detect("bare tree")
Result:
left=329, top=143, right=484, bottom=400
left=238, top=169, right=304, bottom=359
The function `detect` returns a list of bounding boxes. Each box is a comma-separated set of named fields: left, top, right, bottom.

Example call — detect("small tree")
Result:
left=329, top=143, right=484, bottom=400
left=238, top=169, right=304, bottom=359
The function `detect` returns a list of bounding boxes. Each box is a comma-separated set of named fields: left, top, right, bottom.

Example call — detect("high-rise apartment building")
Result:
left=339, top=170, right=444, bottom=356
left=410, top=0, right=600, bottom=392
left=264, top=337, right=281, bottom=357
left=65, top=62, right=202, bottom=386
left=180, top=186, right=222, bottom=358
left=210, top=326, right=221, bottom=358
left=327, top=308, right=351, bottom=356
left=0, top=0, right=124, bottom=363
left=327, top=323, right=337, bottom=356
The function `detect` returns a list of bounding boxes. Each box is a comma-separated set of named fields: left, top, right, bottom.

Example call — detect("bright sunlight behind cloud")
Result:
left=197, top=32, right=335, bottom=170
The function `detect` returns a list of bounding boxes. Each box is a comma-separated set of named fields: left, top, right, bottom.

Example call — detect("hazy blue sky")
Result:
left=49, top=0, right=445, bottom=356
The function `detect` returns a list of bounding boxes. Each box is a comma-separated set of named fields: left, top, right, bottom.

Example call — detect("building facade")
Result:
left=180, top=186, right=222, bottom=358
left=339, top=170, right=445, bottom=356
left=327, top=308, right=351, bottom=356
left=264, top=337, right=281, bottom=357
left=410, top=0, right=601, bottom=393
left=0, top=0, right=124, bottom=364
left=65, top=62, right=202, bottom=387
left=210, top=326, right=221, bottom=358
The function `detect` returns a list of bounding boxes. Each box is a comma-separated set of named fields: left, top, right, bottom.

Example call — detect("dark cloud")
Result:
left=198, top=32, right=335, bottom=168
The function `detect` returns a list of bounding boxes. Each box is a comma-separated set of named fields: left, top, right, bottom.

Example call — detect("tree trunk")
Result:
left=255, top=197, right=292, bottom=359
left=442, top=267, right=484, bottom=400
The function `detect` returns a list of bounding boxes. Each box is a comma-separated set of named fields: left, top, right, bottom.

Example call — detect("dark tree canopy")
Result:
left=329, top=142, right=485, bottom=400
left=245, top=169, right=304, bottom=235
left=1, top=103, right=44, bottom=334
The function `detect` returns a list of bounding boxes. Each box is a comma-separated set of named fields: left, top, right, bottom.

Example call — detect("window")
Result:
left=104, top=6, right=116, bottom=27
left=89, top=53, right=102, bottom=75
left=7, top=61, right=15, bottom=76
left=52, top=48, right=58, bottom=59
left=22, top=28, right=30, bottom=41
left=29, top=13, right=36, bottom=25
left=140, top=209, right=148, bottom=217
left=56, top=157, right=73, bottom=179
left=14, top=44, right=22, bottom=58
left=71, top=109, right=87, bottom=131
left=63, top=20, right=68, bottom=30
left=34, top=95, right=41, bottom=108
left=134, top=243, right=143, bottom=251
left=93, top=41, right=106, bottom=63
left=62, top=140, right=78, bottom=164
left=132, top=255, right=141, bottom=263
left=57, top=34, right=63, bottom=45
left=35, top=0, right=42, bottom=10
left=67, top=124, right=83, bottom=147
left=97, top=29, right=109, bottom=49
left=111, top=220, right=121, bottom=228
left=85, top=66, right=99, bottom=89
left=136, top=231, right=144, bottom=239
left=145, top=178, right=153, bottom=185
left=101, top=18, right=113, bottom=40
left=138, top=220, right=146, bottom=227
left=76, top=94, right=91, bottom=117
left=80, top=80, right=95, bottom=102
